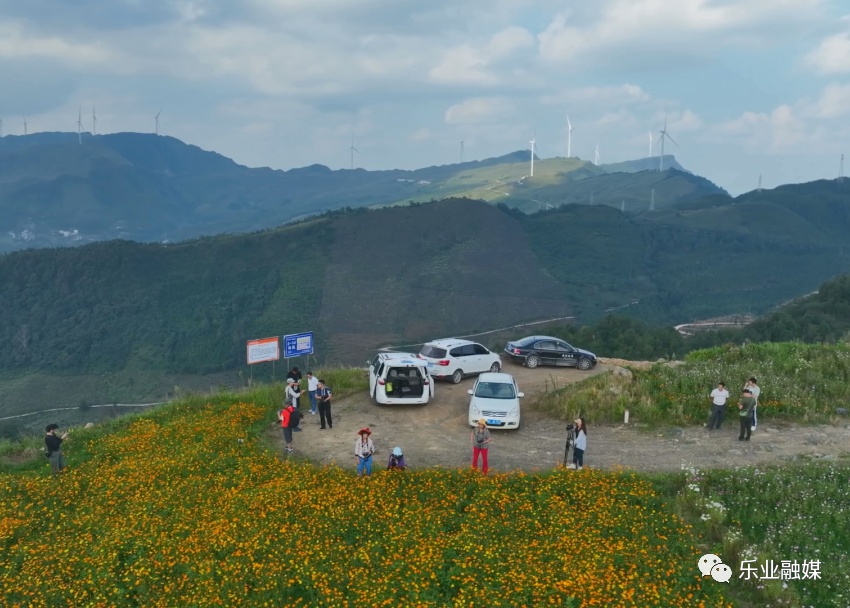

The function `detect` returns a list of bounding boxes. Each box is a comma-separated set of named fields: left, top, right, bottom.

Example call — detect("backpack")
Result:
left=287, top=407, right=301, bottom=429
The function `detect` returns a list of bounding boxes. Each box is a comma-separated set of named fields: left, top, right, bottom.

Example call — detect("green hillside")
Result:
left=2, top=184, right=850, bottom=415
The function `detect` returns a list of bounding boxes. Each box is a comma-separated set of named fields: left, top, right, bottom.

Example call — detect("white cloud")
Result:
left=538, top=0, right=826, bottom=66
left=707, top=104, right=806, bottom=152
left=804, top=32, right=850, bottom=74
left=808, top=82, right=850, bottom=118
left=0, top=22, right=113, bottom=65
left=542, top=84, right=650, bottom=107
left=444, top=97, right=515, bottom=125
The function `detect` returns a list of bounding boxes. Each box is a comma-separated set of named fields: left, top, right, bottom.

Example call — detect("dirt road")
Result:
left=281, top=360, right=850, bottom=474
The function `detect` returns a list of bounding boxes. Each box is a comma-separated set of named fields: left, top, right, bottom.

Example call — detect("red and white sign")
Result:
left=246, top=337, right=280, bottom=364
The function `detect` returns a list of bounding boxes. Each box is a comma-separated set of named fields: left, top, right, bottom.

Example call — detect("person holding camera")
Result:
left=737, top=388, right=756, bottom=441
left=355, top=428, right=375, bottom=476
left=471, top=419, right=492, bottom=475
left=44, top=424, right=69, bottom=477
left=568, top=418, right=587, bottom=470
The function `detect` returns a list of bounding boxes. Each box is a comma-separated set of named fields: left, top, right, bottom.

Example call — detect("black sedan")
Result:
left=504, top=336, right=598, bottom=371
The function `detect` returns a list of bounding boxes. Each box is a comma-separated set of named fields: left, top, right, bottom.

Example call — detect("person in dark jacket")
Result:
left=737, top=389, right=756, bottom=441
left=45, top=424, right=69, bottom=476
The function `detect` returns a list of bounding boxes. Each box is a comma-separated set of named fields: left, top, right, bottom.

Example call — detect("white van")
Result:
left=368, top=353, right=435, bottom=405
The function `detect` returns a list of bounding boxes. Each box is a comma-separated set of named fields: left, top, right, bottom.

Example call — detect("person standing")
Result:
left=306, top=371, right=319, bottom=415
left=278, top=403, right=298, bottom=453
left=355, top=428, right=375, bottom=476
left=44, top=424, right=68, bottom=477
left=471, top=419, right=491, bottom=474
left=286, top=378, right=303, bottom=432
left=387, top=446, right=406, bottom=470
left=316, top=379, right=333, bottom=429
left=737, top=389, right=756, bottom=441
left=707, top=382, right=730, bottom=430
left=744, top=377, right=761, bottom=431
left=569, top=417, right=587, bottom=470
left=287, top=367, right=303, bottom=383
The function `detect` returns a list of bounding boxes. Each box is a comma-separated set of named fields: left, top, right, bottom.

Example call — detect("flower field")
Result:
left=1, top=399, right=731, bottom=607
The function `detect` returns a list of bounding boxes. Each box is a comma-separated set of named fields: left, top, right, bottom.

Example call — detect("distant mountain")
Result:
left=0, top=132, right=722, bottom=253
left=600, top=155, right=686, bottom=174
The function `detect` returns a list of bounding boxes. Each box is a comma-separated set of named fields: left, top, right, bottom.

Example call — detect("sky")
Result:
left=1, top=0, right=849, bottom=195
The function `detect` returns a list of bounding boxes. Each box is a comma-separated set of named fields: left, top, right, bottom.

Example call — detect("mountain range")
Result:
left=0, top=132, right=717, bottom=254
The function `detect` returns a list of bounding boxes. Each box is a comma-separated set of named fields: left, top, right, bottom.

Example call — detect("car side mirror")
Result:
left=517, top=392, right=525, bottom=398
left=467, top=389, right=473, bottom=395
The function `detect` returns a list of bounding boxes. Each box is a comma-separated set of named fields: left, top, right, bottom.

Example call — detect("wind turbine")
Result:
left=76, top=106, right=83, bottom=144
left=658, top=114, right=678, bottom=171
left=594, top=143, right=600, bottom=166
left=566, top=113, right=573, bottom=157
left=648, top=131, right=653, bottom=158
left=529, top=132, right=536, bottom=177
left=0, top=117, right=3, bottom=138
left=460, top=140, right=464, bottom=163
left=92, top=105, right=97, bottom=135
left=350, top=135, right=360, bottom=170
left=154, top=110, right=161, bottom=135
left=23, top=117, right=28, bottom=135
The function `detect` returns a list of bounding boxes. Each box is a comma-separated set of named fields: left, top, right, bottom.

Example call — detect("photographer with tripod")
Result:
left=565, top=417, right=587, bottom=470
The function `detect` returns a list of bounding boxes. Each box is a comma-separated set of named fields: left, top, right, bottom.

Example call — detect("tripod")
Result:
left=562, top=426, right=576, bottom=468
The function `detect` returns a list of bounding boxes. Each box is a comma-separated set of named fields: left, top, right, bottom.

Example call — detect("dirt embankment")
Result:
left=279, top=359, right=850, bottom=474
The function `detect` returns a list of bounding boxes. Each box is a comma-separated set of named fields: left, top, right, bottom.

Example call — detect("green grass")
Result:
left=665, top=461, right=850, bottom=608
left=536, top=342, right=850, bottom=425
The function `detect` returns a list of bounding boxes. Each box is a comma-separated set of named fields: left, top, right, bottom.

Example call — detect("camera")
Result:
left=565, top=423, right=575, bottom=431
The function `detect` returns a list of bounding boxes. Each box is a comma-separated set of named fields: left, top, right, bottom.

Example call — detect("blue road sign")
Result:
left=283, top=332, right=314, bottom=358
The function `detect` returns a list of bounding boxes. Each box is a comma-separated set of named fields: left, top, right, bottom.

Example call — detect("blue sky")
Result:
left=1, top=0, right=849, bottom=194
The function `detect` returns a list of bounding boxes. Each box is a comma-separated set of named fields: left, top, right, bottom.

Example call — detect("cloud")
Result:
left=0, top=22, right=113, bottom=65
left=707, top=104, right=807, bottom=152
left=808, top=82, right=850, bottom=118
left=538, top=0, right=826, bottom=66
left=804, top=31, right=850, bottom=74
left=444, top=97, right=515, bottom=125
left=542, top=84, right=650, bottom=107
left=429, top=26, right=534, bottom=86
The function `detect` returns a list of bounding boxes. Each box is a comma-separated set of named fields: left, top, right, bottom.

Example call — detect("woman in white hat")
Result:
left=387, top=446, right=406, bottom=470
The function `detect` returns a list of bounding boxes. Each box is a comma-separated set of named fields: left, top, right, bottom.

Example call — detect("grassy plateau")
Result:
left=1, top=351, right=848, bottom=607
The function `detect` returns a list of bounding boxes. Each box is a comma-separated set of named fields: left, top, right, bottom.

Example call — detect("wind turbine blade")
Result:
left=665, top=132, right=679, bottom=147
left=566, top=114, right=572, bottom=130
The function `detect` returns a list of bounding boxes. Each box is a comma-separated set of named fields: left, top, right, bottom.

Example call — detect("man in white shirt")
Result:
left=745, top=377, right=761, bottom=431
left=707, top=382, right=730, bottom=430
left=306, top=371, right=319, bottom=415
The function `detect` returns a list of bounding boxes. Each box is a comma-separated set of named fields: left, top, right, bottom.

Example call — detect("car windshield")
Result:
left=420, top=345, right=447, bottom=358
left=474, top=382, right=516, bottom=399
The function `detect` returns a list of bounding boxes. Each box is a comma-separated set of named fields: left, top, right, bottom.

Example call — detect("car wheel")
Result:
left=451, top=369, right=464, bottom=384
left=489, top=361, right=501, bottom=373
left=525, top=354, right=540, bottom=369
left=576, top=357, right=592, bottom=371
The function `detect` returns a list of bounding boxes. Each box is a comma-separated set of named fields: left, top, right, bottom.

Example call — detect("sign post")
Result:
left=283, top=332, right=314, bottom=375
left=246, top=337, right=281, bottom=383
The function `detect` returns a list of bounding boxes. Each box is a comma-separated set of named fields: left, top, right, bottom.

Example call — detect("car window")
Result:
left=474, top=382, right=516, bottom=399
left=420, top=345, right=447, bottom=358
left=473, top=344, right=489, bottom=355
left=370, top=355, right=381, bottom=370
left=534, top=341, right=556, bottom=351
left=376, top=363, right=385, bottom=377
left=554, top=342, right=572, bottom=352
left=461, top=344, right=476, bottom=356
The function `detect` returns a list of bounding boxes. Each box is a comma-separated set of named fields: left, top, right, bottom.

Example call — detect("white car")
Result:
left=417, top=338, right=502, bottom=384
left=368, top=352, right=435, bottom=405
left=467, top=372, right=524, bottom=429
